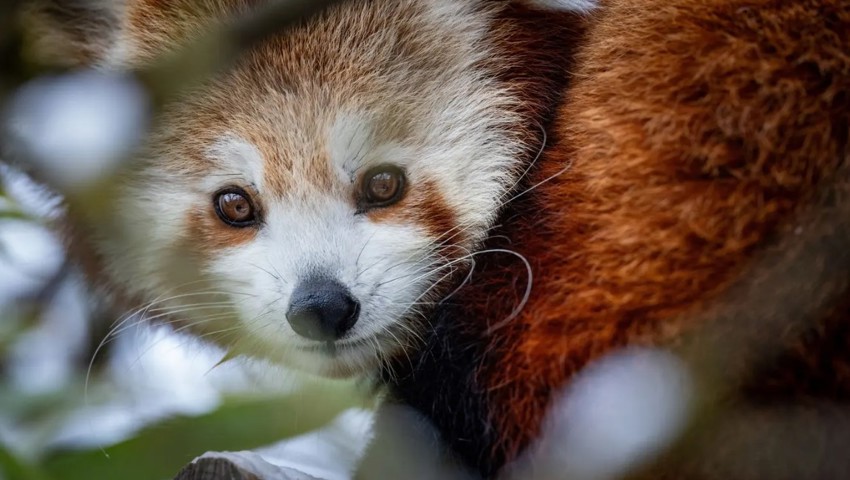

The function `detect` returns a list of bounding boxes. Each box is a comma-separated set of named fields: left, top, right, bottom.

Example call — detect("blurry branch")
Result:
left=175, top=457, right=259, bottom=480
left=0, top=260, right=72, bottom=359
left=7, top=260, right=73, bottom=334
left=0, top=178, right=60, bottom=358
left=626, top=156, right=850, bottom=478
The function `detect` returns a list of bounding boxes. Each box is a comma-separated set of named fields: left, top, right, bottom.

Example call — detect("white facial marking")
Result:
left=204, top=135, right=266, bottom=191
left=329, top=112, right=374, bottom=178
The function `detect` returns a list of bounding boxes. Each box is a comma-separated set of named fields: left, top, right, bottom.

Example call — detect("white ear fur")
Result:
left=520, top=0, right=599, bottom=12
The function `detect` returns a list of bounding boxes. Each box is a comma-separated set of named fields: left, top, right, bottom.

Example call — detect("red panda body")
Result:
left=386, top=0, right=850, bottom=476
left=16, top=0, right=850, bottom=477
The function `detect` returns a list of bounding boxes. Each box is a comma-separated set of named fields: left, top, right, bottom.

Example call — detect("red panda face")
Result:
left=88, top=0, right=545, bottom=377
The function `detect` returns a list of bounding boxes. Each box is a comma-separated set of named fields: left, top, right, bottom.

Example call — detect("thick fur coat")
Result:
left=386, top=0, right=850, bottom=476
left=16, top=0, right=850, bottom=478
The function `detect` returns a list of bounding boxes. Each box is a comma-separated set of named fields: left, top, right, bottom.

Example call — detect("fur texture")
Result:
left=27, top=0, right=850, bottom=477
left=26, top=0, right=587, bottom=376
left=20, top=0, right=124, bottom=67
left=386, top=0, right=850, bottom=475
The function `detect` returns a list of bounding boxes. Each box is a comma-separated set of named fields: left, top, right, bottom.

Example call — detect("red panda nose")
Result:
left=286, top=277, right=360, bottom=341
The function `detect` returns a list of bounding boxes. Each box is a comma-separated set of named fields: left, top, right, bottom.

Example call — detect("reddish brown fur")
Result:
left=399, top=0, right=850, bottom=472
left=20, top=2, right=119, bottom=67
left=30, top=0, right=850, bottom=476
left=368, top=178, right=460, bottom=243
left=187, top=207, right=260, bottom=254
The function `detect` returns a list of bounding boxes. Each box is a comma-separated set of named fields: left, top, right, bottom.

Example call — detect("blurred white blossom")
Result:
left=0, top=219, right=64, bottom=305
left=356, top=403, right=477, bottom=480
left=507, top=348, right=694, bottom=480
left=7, top=277, right=90, bottom=395
left=5, top=70, right=150, bottom=192
left=49, top=324, right=301, bottom=451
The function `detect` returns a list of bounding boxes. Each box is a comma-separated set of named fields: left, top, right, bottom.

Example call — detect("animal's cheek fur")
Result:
left=366, top=178, right=464, bottom=253
left=186, top=205, right=260, bottom=259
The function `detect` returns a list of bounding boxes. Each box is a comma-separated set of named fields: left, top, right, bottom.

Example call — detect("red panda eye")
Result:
left=214, top=189, right=257, bottom=227
left=361, top=165, right=405, bottom=209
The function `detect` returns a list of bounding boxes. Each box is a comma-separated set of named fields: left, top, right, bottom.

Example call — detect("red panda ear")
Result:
left=515, top=0, right=599, bottom=12
left=19, top=0, right=123, bottom=68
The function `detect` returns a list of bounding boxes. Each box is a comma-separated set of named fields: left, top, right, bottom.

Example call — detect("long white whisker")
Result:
left=103, top=300, right=243, bottom=347
left=504, top=157, right=573, bottom=205
left=391, top=248, right=534, bottom=335
left=440, top=257, right=476, bottom=303
left=376, top=244, right=470, bottom=289
left=499, top=119, right=547, bottom=203
left=85, top=285, right=254, bottom=417
left=124, top=313, right=241, bottom=372
left=483, top=250, right=534, bottom=335
left=85, top=280, right=230, bottom=407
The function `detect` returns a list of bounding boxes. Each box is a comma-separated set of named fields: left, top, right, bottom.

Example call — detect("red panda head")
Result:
left=58, top=0, right=593, bottom=377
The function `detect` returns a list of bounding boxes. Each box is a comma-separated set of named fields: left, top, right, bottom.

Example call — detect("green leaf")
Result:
left=0, top=211, right=32, bottom=221
left=0, top=446, right=53, bottom=480
left=42, top=381, right=369, bottom=480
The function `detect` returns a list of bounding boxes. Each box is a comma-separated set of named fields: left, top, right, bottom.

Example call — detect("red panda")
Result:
left=16, top=0, right=850, bottom=478
left=383, top=0, right=850, bottom=476
left=15, top=0, right=587, bottom=468
left=15, top=0, right=589, bottom=374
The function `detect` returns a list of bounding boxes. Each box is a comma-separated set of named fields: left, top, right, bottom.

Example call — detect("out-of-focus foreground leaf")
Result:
left=0, top=447, right=51, bottom=480
left=40, top=381, right=368, bottom=480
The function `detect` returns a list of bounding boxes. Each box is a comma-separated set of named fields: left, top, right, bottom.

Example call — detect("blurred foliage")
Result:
left=43, top=383, right=367, bottom=480
left=0, top=184, right=30, bottom=224
left=0, top=447, right=50, bottom=480
left=0, top=188, right=31, bottom=354
left=0, top=382, right=367, bottom=480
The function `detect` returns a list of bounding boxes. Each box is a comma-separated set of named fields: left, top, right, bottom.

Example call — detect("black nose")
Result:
left=286, top=277, right=360, bottom=341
